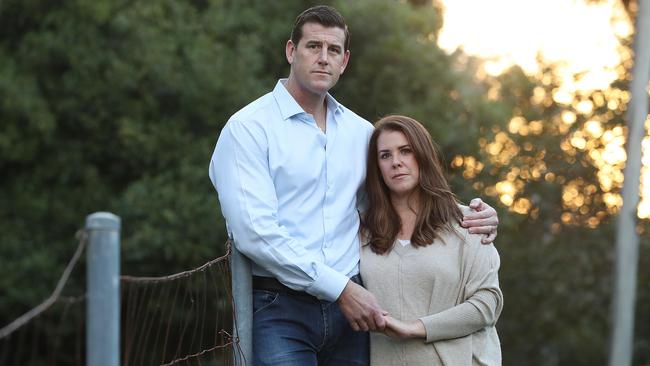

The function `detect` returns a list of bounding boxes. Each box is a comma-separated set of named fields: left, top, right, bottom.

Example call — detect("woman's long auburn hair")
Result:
left=362, top=115, right=463, bottom=254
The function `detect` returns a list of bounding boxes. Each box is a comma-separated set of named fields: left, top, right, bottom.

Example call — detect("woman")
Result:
left=360, top=115, right=503, bottom=366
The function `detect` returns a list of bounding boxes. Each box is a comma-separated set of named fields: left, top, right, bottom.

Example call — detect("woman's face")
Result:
left=376, top=130, right=420, bottom=198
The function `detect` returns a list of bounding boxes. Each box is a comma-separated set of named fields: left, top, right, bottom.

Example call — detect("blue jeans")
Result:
left=252, top=289, right=369, bottom=366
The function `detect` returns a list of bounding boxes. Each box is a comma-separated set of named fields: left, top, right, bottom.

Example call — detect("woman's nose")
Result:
left=392, top=156, right=402, bottom=167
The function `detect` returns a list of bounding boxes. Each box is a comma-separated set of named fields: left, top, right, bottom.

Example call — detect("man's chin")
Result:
left=305, top=86, right=331, bottom=96
left=309, top=80, right=338, bottom=94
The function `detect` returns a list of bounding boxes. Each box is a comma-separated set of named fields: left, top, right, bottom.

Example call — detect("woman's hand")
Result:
left=382, top=316, right=426, bottom=339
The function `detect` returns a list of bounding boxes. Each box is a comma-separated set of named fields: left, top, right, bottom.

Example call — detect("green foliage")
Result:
left=1, top=0, right=648, bottom=365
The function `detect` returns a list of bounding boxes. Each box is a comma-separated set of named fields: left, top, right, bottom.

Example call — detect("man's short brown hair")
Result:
left=291, top=5, right=350, bottom=50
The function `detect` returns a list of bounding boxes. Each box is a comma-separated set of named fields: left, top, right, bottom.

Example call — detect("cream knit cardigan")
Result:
left=360, top=224, right=503, bottom=366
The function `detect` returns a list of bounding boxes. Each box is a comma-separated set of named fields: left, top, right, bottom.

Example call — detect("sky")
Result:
left=437, top=0, right=631, bottom=91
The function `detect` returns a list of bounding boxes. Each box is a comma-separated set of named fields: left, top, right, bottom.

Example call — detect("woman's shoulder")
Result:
left=358, top=228, right=376, bottom=256
left=445, top=222, right=499, bottom=257
left=441, top=222, right=471, bottom=243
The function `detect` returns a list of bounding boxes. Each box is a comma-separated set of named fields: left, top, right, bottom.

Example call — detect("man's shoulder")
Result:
left=228, top=90, right=276, bottom=124
left=337, top=104, right=374, bottom=132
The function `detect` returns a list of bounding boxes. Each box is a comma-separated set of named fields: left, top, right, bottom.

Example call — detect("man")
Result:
left=209, top=5, right=498, bottom=365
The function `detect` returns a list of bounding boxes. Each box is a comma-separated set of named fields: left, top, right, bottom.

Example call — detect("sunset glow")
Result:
left=438, top=0, right=650, bottom=220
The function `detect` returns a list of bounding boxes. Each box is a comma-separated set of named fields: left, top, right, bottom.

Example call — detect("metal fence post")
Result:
left=230, top=240, right=252, bottom=365
left=86, top=212, right=121, bottom=366
left=609, top=2, right=650, bottom=365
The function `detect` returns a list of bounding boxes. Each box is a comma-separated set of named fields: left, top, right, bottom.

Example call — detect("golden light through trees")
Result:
left=438, top=0, right=650, bottom=223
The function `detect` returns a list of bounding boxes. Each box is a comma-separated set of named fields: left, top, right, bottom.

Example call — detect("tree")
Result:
left=2, top=0, right=648, bottom=365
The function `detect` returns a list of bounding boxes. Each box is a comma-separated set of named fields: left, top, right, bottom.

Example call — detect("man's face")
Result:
left=286, top=22, right=350, bottom=97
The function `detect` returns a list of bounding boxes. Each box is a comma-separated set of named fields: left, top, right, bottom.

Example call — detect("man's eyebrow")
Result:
left=304, top=39, right=343, bottom=48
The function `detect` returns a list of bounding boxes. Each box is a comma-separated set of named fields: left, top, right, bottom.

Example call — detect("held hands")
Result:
left=381, top=316, right=426, bottom=340
left=461, top=198, right=499, bottom=244
left=337, top=280, right=387, bottom=332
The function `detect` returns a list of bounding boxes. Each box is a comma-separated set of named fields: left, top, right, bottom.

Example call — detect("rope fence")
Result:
left=0, top=214, right=244, bottom=366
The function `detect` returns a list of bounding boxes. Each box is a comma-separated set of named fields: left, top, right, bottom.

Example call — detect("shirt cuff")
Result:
left=305, top=265, right=351, bottom=302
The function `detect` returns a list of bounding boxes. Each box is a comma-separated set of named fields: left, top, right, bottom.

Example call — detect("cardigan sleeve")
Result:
left=419, top=234, right=503, bottom=343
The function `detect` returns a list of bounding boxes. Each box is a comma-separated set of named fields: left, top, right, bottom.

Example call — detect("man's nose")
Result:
left=317, top=48, right=329, bottom=64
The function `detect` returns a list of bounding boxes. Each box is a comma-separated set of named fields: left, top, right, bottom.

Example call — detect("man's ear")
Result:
left=340, top=49, right=351, bottom=74
left=286, top=39, right=296, bottom=64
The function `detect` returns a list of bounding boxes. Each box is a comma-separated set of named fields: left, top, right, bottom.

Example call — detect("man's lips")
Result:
left=312, top=70, right=331, bottom=75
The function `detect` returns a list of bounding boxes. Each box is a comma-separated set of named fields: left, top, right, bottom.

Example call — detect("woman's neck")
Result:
left=391, top=193, right=420, bottom=240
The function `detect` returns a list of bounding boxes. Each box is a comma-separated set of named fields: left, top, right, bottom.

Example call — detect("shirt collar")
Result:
left=273, top=79, right=344, bottom=120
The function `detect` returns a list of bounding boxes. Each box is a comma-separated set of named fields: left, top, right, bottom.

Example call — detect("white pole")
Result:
left=230, top=240, right=253, bottom=365
left=609, top=1, right=650, bottom=365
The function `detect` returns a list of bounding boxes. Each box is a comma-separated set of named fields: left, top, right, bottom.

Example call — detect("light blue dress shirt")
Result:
left=209, top=80, right=374, bottom=301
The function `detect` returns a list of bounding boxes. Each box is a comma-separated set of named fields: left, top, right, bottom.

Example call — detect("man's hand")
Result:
left=382, top=316, right=426, bottom=339
left=461, top=198, right=498, bottom=244
left=337, top=280, right=386, bottom=332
